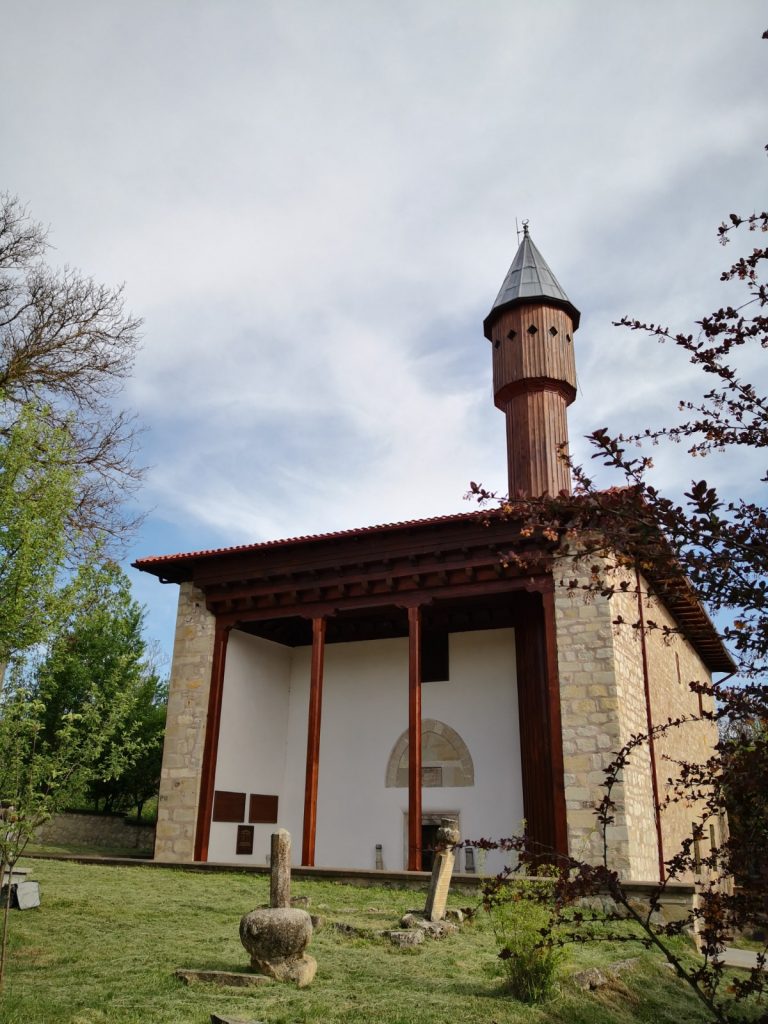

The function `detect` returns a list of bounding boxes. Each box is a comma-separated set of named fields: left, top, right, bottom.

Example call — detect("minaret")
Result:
left=483, top=224, right=580, bottom=497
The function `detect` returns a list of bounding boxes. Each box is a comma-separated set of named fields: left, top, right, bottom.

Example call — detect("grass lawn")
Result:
left=0, top=858, right=726, bottom=1024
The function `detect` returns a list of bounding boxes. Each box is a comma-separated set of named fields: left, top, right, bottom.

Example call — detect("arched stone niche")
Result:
left=385, top=719, right=474, bottom=788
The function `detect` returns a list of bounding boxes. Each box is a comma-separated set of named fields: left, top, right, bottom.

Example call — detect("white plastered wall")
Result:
left=208, top=626, right=523, bottom=876
left=207, top=631, right=292, bottom=863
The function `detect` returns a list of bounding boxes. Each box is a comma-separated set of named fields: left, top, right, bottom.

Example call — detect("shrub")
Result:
left=484, top=876, right=562, bottom=1003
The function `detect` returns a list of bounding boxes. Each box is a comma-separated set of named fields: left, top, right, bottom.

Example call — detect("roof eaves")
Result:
left=132, top=509, right=491, bottom=572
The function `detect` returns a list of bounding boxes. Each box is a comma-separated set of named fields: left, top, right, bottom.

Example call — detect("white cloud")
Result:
left=1, top=0, right=765, bottom=650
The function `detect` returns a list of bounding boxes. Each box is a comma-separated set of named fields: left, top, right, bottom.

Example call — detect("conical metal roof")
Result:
left=483, top=225, right=580, bottom=339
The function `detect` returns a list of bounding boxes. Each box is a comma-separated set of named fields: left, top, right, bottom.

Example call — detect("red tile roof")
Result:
left=132, top=509, right=489, bottom=569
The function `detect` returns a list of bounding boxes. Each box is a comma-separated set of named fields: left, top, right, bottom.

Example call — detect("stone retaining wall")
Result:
left=35, top=813, right=155, bottom=851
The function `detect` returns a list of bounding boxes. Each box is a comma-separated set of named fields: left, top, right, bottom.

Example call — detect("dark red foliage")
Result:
left=468, top=121, right=768, bottom=1021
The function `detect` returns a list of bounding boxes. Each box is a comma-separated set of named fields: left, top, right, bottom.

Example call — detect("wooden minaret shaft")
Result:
left=488, top=303, right=577, bottom=498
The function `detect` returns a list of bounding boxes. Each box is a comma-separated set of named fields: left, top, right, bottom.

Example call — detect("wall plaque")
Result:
left=249, top=794, right=279, bottom=823
left=236, top=825, right=254, bottom=855
left=422, top=766, right=443, bottom=787
left=212, top=790, right=246, bottom=822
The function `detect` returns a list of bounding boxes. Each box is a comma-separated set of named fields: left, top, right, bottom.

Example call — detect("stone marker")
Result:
left=424, top=819, right=459, bottom=923
left=270, top=829, right=291, bottom=909
left=15, top=881, right=40, bottom=910
left=235, top=829, right=317, bottom=987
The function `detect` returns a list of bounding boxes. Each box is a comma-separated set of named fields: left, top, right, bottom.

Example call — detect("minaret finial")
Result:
left=522, top=219, right=529, bottom=237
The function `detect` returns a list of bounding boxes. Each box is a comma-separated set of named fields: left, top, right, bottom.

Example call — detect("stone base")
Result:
left=387, top=930, right=424, bottom=948
left=175, top=969, right=272, bottom=988
left=400, top=912, right=458, bottom=938
left=251, top=953, right=317, bottom=988
left=210, top=1015, right=266, bottom=1024
left=572, top=958, right=639, bottom=991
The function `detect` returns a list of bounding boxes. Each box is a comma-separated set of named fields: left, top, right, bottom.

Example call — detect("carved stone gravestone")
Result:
left=270, top=828, right=291, bottom=909
left=424, top=818, right=460, bottom=923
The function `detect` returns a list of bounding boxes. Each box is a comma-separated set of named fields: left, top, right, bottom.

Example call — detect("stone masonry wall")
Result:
left=554, top=555, right=719, bottom=883
left=642, top=587, right=719, bottom=880
left=154, top=582, right=217, bottom=862
left=553, top=558, right=632, bottom=875
left=36, top=812, right=155, bottom=852
left=610, top=581, right=663, bottom=880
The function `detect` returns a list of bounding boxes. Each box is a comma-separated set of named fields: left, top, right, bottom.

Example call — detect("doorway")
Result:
left=403, top=811, right=460, bottom=870
left=421, top=821, right=441, bottom=872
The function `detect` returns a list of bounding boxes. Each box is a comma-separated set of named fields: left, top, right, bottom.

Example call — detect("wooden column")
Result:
left=542, top=588, right=568, bottom=857
left=301, top=616, right=326, bottom=866
left=194, top=623, right=230, bottom=862
left=407, top=605, right=423, bottom=871
left=515, top=590, right=568, bottom=860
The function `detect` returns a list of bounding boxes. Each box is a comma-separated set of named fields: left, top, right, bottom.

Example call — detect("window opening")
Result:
left=421, top=627, right=449, bottom=682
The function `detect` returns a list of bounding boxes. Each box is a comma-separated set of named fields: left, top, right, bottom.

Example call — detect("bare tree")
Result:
left=0, top=193, right=144, bottom=547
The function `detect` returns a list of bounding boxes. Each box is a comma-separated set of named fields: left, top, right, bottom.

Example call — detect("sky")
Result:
left=1, top=1, right=766, bottom=664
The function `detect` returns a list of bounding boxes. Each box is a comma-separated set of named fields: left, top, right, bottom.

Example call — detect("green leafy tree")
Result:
left=0, top=669, right=139, bottom=988
left=0, top=563, right=158, bottom=987
left=720, top=718, right=768, bottom=889
left=0, top=401, right=76, bottom=672
left=33, top=562, right=165, bottom=812
left=36, top=563, right=146, bottom=745
left=87, top=676, right=167, bottom=823
left=0, top=197, right=148, bottom=989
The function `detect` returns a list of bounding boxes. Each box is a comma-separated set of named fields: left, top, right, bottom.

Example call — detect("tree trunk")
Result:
left=0, top=855, right=14, bottom=991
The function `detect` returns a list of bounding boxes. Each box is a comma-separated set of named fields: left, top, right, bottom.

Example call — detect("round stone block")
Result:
left=239, top=907, right=313, bottom=964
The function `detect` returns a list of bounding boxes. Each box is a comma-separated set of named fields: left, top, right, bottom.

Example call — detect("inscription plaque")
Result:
left=236, top=825, right=254, bottom=855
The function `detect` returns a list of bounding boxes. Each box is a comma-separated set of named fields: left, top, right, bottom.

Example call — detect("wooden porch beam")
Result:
left=200, top=551, right=526, bottom=605
left=214, top=575, right=552, bottom=627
